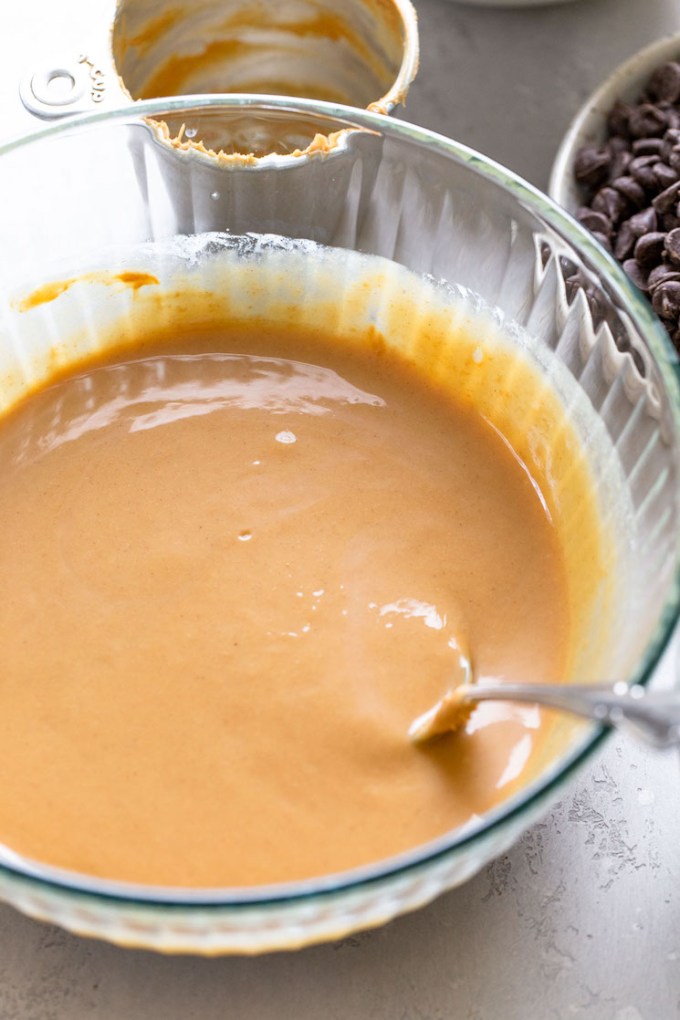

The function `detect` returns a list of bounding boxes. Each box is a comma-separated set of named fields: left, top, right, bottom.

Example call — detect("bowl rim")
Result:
left=1, top=93, right=680, bottom=910
left=548, top=31, right=680, bottom=208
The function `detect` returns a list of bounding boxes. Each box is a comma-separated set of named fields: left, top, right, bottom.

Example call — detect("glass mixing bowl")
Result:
left=0, top=96, right=679, bottom=954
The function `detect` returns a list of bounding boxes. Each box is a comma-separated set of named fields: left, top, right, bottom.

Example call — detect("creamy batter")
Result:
left=0, top=317, right=580, bottom=887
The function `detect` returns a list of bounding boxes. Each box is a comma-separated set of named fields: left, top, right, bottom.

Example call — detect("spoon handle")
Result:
left=460, top=682, right=680, bottom=750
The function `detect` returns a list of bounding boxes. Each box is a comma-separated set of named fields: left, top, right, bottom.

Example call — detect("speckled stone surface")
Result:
left=1, top=1, right=680, bottom=1016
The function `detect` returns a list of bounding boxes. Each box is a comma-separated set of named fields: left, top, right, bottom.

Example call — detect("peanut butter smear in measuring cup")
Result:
left=0, top=268, right=610, bottom=888
left=110, top=0, right=419, bottom=162
left=112, top=0, right=416, bottom=113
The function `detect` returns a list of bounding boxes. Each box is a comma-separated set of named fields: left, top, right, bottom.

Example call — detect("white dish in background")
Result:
left=441, top=0, right=578, bottom=6
left=549, top=32, right=680, bottom=210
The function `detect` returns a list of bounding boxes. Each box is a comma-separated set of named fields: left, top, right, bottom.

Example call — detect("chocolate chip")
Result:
left=607, top=135, right=630, bottom=154
left=633, top=231, right=666, bottom=267
left=629, top=154, right=661, bottom=189
left=612, top=175, right=647, bottom=207
left=669, top=146, right=680, bottom=173
left=665, top=227, right=680, bottom=264
left=652, top=162, right=679, bottom=190
left=647, top=264, right=680, bottom=290
left=610, top=148, right=632, bottom=179
left=593, top=186, right=629, bottom=223
left=629, top=103, right=667, bottom=138
left=652, top=280, right=680, bottom=317
left=574, top=145, right=611, bottom=188
left=663, top=211, right=680, bottom=231
left=576, top=208, right=612, bottom=235
left=630, top=153, right=661, bottom=169
left=607, top=102, right=632, bottom=137
left=637, top=166, right=659, bottom=191
left=632, top=137, right=665, bottom=157
left=564, top=274, right=581, bottom=303
left=662, top=133, right=680, bottom=162
left=648, top=62, right=680, bottom=103
left=628, top=207, right=658, bottom=234
left=614, top=222, right=637, bottom=260
left=622, top=259, right=649, bottom=291
left=652, top=179, right=680, bottom=213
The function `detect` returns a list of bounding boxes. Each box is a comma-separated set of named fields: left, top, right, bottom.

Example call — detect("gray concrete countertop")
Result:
left=1, top=1, right=680, bottom=1017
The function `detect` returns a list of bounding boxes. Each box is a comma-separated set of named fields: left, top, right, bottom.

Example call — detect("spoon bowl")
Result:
left=410, top=682, right=680, bottom=750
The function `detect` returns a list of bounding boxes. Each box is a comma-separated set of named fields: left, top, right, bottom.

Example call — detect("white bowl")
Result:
left=549, top=32, right=680, bottom=210
left=443, top=0, right=577, bottom=6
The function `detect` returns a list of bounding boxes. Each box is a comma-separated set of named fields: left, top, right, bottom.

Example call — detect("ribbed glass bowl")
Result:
left=0, top=96, right=679, bottom=955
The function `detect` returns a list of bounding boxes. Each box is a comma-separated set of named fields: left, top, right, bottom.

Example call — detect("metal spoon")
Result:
left=409, top=681, right=680, bottom=750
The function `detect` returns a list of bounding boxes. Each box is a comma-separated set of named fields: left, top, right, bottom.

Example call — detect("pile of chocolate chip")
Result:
left=574, top=59, right=680, bottom=348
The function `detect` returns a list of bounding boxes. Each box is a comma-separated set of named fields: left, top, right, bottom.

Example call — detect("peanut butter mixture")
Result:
left=0, top=317, right=580, bottom=887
